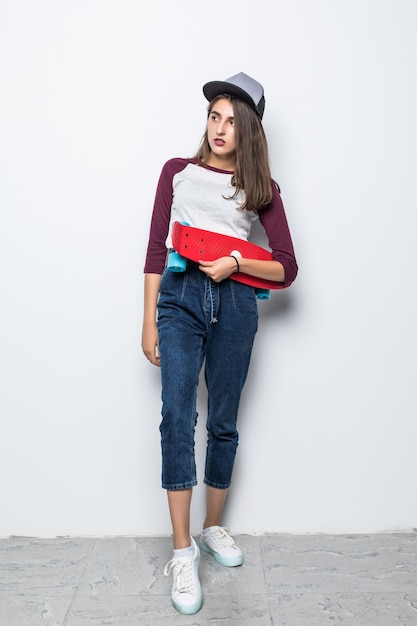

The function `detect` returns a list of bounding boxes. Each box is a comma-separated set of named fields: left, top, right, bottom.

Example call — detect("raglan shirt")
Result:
left=144, top=158, right=298, bottom=288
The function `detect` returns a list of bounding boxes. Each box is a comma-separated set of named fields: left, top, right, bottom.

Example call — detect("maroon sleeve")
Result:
left=143, top=158, right=189, bottom=274
left=258, top=184, right=298, bottom=287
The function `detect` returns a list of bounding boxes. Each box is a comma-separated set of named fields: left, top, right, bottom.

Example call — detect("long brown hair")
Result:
left=194, top=94, right=273, bottom=212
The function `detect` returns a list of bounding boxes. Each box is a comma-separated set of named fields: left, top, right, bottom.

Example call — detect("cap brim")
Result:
left=203, top=80, right=257, bottom=111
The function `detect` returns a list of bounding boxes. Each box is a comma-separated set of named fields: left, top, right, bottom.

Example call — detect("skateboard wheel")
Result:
left=167, top=250, right=187, bottom=272
left=255, top=288, right=270, bottom=300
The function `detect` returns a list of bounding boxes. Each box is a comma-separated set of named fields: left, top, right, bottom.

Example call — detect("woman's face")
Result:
left=206, top=98, right=236, bottom=168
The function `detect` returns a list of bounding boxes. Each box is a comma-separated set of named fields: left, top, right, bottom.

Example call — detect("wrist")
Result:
left=230, top=255, right=240, bottom=273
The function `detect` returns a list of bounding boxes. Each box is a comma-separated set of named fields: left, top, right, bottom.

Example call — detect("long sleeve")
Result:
left=143, top=158, right=192, bottom=274
left=258, top=184, right=298, bottom=287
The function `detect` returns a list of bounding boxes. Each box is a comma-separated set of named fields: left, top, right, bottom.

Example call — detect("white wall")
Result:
left=1, top=0, right=416, bottom=537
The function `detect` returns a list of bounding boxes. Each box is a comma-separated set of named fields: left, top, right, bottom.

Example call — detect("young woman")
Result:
left=142, top=72, right=298, bottom=615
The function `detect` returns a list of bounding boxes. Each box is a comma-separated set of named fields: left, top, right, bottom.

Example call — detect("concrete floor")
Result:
left=0, top=532, right=416, bottom=625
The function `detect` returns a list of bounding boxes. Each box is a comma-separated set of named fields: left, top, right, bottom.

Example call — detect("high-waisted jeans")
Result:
left=157, top=263, right=258, bottom=490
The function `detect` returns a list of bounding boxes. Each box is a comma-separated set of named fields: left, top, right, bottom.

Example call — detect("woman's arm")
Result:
left=198, top=257, right=285, bottom=283
left=199, top=185, right=296, bottom=286
left=141, top=273, right=162, bottom=366
left=258, top=186, right=298, bottom=287
left=236, top=257, right=285, bottom=282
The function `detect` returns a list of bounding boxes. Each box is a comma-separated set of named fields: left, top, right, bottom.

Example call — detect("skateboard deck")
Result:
left=171, top=221, right=286, bottom=291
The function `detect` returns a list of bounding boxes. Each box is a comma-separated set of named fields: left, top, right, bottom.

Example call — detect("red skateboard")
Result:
left=169, top=221, right=286, bottom=297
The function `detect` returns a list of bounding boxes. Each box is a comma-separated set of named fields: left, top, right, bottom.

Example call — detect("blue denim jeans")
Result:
left=157, top=263, right=258, bottom=491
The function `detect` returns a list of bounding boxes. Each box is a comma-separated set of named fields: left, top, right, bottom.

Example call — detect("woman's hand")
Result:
left=198, top=257, right=237, bottom=282
left=142, top=320, right=160, bottom=366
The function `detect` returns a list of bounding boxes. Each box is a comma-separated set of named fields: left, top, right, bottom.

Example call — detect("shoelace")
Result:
left=164, top=557, right=195, bottom=594
left=210, top=527, right=237, bottom=549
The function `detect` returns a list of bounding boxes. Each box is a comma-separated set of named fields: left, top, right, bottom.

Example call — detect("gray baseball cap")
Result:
left=202, top=72, right=265, bottom=119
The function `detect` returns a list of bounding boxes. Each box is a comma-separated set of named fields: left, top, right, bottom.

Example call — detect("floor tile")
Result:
left=268, top=592, right=417, bottom=625
left=261, top=533, right=417, bottom=594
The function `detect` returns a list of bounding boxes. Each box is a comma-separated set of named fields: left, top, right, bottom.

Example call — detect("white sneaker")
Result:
left=164, top=536, right=202, bottom=615
left=200, top=526, right=244, bottom=567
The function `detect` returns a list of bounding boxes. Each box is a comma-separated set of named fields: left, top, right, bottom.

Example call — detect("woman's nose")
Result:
left=216, top=122, right=225, bottom=135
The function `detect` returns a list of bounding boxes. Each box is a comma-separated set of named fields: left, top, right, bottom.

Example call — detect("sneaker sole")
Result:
left=172, top=593, right=203, bottom=615
left=200, top=539, right=244, bottom=567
